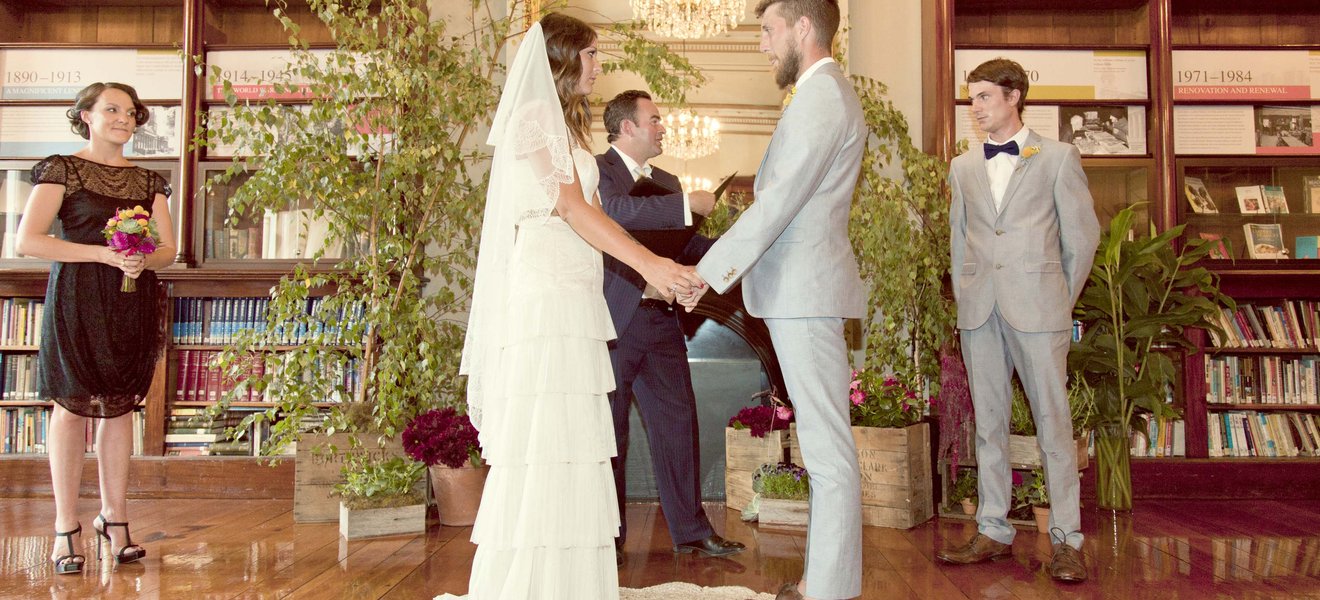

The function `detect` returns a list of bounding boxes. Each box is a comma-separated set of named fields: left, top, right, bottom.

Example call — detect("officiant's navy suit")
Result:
left=596, top=146, right=716, bottom=547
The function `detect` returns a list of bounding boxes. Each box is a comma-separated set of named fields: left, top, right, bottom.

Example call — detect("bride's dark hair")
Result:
left=540, top=12, right=595, bottom=149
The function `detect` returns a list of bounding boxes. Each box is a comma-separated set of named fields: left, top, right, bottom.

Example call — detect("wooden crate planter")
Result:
left=1008, top=434, right=1089, bottom=470
left=294, top=433, right=408, bottom=523
left=758, top=498, right=809, bottom=529
left=339, top=501, right=425, bottom=540
left=789, top=422, right=934, bottom=529
left=853, top=423, right=934, bottom=529
left=724, top=427, right=790, bottom=512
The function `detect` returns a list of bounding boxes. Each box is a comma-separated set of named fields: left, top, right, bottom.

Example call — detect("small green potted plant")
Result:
left=335, top=455, right=426, bottom=540
left=752, top=462, right=811, bottom=528
left=402, top=407, right=487, bottom=526
left=1011, top=468, right=1050, bottom=532
left=948, top=467, right=978, bottom=515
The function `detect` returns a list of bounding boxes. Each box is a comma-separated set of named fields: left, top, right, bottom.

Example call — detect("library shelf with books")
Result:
left=925, top=0, right=1320, bottom=499
left=0, top=0, right=349, bottom=498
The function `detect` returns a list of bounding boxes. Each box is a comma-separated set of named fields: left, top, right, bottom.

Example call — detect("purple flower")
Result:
left=110, top=231, right=133, bottom=251
left=402, top=407, right=481, bottom=468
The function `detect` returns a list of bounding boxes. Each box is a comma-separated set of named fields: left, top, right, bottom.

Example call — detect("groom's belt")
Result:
left=638, top=298, right=674, bottom=312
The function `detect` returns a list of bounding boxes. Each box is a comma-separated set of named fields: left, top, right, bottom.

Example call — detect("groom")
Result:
left=595, top=90, right=741, bottom=568
left=681, top=1, right=866, bottom=598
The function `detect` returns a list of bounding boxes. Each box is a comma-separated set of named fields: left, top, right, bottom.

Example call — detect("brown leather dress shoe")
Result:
left=673, top=534, right=746, bottom=557
left=1049, top=543, right=1087, bottom=583
left=935, top=533, right=1012, bottom=564
left=774, top=582, right=804, bottom=600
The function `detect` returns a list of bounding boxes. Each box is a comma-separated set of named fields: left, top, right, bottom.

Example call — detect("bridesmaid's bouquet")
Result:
left=102, top=205, right=159, bottom=292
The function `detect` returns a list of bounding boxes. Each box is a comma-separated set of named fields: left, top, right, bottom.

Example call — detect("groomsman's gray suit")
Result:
left=948, top=130, right=1100, bottom=549
left=696, top=60, right=866, bottom=600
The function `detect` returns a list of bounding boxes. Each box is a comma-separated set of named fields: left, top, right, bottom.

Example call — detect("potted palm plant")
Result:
left=1069, top=204, right=1232, bottom=510
left=402, top=407, right=486, bottom=526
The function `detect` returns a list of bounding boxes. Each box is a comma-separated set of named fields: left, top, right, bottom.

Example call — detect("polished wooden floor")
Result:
left=3, top=497, right=1320, bottom=599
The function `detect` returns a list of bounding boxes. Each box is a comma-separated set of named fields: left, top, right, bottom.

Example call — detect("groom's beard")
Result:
left=774, top=41, right=802, bottom=89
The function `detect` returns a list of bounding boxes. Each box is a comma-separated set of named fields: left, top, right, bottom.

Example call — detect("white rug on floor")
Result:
left=621, top=583, right=777, bottom=599
left=437, top=583, right=777, bottom=600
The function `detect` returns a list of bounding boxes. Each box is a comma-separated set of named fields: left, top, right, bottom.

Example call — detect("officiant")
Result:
left=595, top=90, right=743, bottom=567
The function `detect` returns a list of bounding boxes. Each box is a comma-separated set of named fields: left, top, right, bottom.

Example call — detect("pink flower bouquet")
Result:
left=102, top=205, right=159, bottom=292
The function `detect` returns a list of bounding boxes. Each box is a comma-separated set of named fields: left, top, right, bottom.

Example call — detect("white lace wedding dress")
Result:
left=440, top=146, right=620, bottom=599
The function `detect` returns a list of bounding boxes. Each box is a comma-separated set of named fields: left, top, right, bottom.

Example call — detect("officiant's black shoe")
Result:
left=673, top=534, right=746, bottom=557
left=775, top=582, right=805, bottom=600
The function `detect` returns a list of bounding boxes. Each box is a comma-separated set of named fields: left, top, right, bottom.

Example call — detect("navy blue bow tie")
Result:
left=984, top=140, right=1019, bottom=159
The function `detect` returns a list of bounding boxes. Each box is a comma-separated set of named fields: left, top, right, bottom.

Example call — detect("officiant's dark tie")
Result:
left=983, top=140, right=1019, bottom=160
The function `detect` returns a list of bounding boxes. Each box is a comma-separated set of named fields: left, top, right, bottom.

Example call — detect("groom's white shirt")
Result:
left=695, top=59, right=866, bottom=319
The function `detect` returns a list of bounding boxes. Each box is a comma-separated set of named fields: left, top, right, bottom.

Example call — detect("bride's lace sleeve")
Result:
left=509, top=100, right=575, bottom=218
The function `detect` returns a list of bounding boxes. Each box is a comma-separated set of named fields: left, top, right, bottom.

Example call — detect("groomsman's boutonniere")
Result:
left=1021, top=145, right=1041, bottom=159
left=782, top=86, right=796, bottom=109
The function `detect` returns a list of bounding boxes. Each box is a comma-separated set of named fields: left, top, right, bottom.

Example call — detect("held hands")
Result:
left=641, top=256, right=705, bottom=303
left=104, top=248, right=146, bottom=279
left=676, top=276, right=709, bottom=312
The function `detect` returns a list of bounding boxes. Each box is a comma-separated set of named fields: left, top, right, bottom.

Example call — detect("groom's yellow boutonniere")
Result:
left=782, top=86, right=796, bottom=109
left=1021, top=145, right=1041, bottom=159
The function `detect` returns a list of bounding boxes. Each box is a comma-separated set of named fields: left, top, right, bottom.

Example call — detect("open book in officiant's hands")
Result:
left=627, top=171, right=737, bottom=199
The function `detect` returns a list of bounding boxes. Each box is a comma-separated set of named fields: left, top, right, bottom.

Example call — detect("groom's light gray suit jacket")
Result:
left=697, top=62, right=866, bottom=319
left=949, top=131, right=1100, bottom=333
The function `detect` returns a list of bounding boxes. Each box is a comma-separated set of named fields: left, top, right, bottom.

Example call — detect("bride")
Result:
left=443, top=12, right=703, bottom=599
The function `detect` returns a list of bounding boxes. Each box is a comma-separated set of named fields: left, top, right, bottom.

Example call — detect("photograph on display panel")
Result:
left=1057, top=105, right=1145, bottom=155
left=1254, top=106, right=1314, bottom=149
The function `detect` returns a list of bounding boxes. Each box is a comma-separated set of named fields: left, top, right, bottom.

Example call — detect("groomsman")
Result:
left=595, top=90, right=742, bottom=568
left=939, top=57, right=1099, bottom=583
left=681, top=1, right=867, bottom=597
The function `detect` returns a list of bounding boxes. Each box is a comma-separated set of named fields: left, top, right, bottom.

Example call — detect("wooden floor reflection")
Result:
left=2, top=498, right=1320, bottom=599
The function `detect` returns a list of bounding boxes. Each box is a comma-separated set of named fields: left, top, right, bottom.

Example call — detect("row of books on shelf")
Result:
left=1, top=354, right=38, bottom=401
left=0, top=298, right=43, bottom=347
left=164, top=407, right=276, bottom=456
left=172, top=296, right=364, bottom=345
left=2, top=407, right=143, bottom=455
left=1207, top=301, right=1320, bottom=349
left=174, top=349, right=361, bottom=404
left=1130, top=415, right=1186, bottom=458
left=1208, top=411, right=1320, bottom=458
left=1184, top=176, right=1320, bottom=216
left=1204, top=354, right=1320, bottom=405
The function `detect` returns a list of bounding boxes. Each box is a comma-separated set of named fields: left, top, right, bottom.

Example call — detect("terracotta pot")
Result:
left=429, top=463, right=489, bottom=526
left=959, top=498, right=977, bottom=516
left=1032, top=505, right=1051, bottom=532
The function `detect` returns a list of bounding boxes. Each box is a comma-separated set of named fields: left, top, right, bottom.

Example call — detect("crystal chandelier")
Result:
left=679, top=174, right=713, bottom=192
left=631, top=0, right=747, bottom=40
left=663, top=109, right=720, bottom=160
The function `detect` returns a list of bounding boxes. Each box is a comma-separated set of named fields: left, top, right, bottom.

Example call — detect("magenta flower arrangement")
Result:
left=101, top=205, right=159, bottom=292
left=849, top=369, right=926, bottom=429
left=402, top=407, right=482, bottom=469
left=728, top=404, right=793, bottom=438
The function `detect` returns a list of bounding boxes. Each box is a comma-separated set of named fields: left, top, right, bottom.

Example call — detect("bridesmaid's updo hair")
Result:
left=66, top=82, right=150, bottom=140
left=540, top=12, right=596, bottom=150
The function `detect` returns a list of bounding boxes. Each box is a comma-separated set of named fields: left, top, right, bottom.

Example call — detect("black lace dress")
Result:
left=31, top=155, right=169, bottom=419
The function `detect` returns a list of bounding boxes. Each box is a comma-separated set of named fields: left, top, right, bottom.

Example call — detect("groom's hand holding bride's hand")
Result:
left=641, top=256, right=704, bottom=302
left=677, top=275, right=708, bottom=312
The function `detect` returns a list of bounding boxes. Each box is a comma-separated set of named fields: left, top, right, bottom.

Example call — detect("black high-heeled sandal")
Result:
left=93, top=514, right=145, bottom=565
left=52, top=524, right=84, bottom=575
